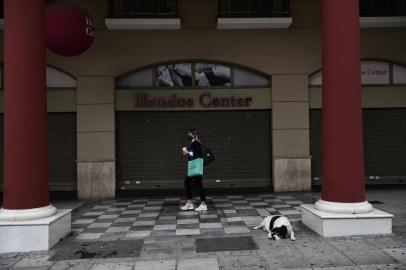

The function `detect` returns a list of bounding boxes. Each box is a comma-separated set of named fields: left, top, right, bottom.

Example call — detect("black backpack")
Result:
left=201, top=144, right=215, bottom=166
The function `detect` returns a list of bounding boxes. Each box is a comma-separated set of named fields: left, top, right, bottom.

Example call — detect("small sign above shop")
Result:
left=308, top=60, right=406, bottom=86
left=360, top=61, right=389, bottom=84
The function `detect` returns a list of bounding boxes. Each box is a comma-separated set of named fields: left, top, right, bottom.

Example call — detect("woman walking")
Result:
left=180, top=129, right=207, bottom=212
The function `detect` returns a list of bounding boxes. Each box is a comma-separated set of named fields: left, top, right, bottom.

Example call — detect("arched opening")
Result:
left=115, top=60, right=272, bottom=192
left=309, top=60, right=406, bottom=186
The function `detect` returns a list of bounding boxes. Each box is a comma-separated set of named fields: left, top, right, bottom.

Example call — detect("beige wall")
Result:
left=40, top=0, right=406, bottom=78
left=272, top=74, right=311, bottom=192
left=76, top=76, right=116, bottom=199
left=179, top=0, right=218, bottom=29
left=272, top=75, right=309, bottom=158
left=0, top=0, right=402, bottom=79
left=0, top=91, right=76, bottom=113
left=310, top=86, right=406, bottom=109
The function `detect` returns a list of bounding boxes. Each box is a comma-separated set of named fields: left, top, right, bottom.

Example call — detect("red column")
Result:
left=320, top=0, right=365, bottom=203
left=3, top=0, right=50, bottom=210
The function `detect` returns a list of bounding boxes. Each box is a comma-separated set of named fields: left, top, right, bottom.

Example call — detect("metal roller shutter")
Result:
left=0, top=113, right=77, bottom=191
left=309, top=109, right=322, bottom=180
left=363, top=109, right=406, bottom=181
left=116, top=110, right=272, bottom=190
left=48, top=113, right=77, bottom=191
left=310, top=108, right=406, bottom=184
left=0, top=115, right=3, bottom=191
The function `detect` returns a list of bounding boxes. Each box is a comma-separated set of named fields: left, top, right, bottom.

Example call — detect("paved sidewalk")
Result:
left=71, top=194, right=302, bottom=241
left=1, top=189, right=406, bottom=270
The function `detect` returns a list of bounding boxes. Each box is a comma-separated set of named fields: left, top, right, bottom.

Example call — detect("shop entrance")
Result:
left=310, top=108, right=406, bottom=185
left=116, top=110, right=271, bottom=190
left=115, top=60, right=273, bottom=191
left=309, top=60, right=406, bottom=186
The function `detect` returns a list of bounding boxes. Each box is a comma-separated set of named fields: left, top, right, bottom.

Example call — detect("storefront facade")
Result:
left=115, top=61, right=272, bottom=192
left=0, top=0, right=405, bottom=199
left=310, top=60, right=406, bottom=186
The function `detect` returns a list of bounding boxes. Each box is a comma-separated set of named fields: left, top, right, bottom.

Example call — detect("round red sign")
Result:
left=46, top=1, right=95, bottom=57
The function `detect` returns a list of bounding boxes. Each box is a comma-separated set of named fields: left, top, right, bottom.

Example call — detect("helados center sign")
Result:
left=115, top=89, right=271, bottom=111
left=135, top=93, right=253, bottom=109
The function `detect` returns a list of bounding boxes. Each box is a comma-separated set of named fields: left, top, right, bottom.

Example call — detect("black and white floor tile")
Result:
left=71, top=194, right=303, bottom=241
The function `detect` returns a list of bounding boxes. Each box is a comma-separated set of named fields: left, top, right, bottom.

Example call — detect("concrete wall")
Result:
left=310, top=87, right=406, bottom=109
left=179, top=0, right=218, bottom=29
left=1, top=0, right=405, bottom=197
left=76, top=76, right=116, bottom=199
left=272, top=75, right=311, bottom=191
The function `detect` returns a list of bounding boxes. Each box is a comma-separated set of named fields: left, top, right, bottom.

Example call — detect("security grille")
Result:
left=0, top=113, right=77, bottom=191
left=219, top=0, right=290, bottom=18
left=116, top=110, right=272, bottom=189
left=48, top=113, right=77, bottom=190
left=363, top=109, right=406, bottom=177
left=310, top=108, right=406, bottom=181
left=0, top=115, right=3, bottom=191
left=108, top=0, right=178, bottom=18
left=360, top=0, right=406, bottom=17
left=309, top=110, right=322, bottom=178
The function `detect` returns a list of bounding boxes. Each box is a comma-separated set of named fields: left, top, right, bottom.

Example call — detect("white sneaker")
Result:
left=194, top=204, right=207, bottom=212
left=180, top=202, right=194, bottom=211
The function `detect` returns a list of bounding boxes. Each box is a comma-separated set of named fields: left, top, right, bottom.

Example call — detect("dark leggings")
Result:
left=184, top=176, right=206, bottom=201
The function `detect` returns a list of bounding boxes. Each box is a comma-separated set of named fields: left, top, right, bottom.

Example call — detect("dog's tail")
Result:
left=253, top=220, right=265, bottom=230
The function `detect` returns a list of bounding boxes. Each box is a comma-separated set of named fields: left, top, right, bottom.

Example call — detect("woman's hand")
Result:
left=182, top=147, right=189, bottom=156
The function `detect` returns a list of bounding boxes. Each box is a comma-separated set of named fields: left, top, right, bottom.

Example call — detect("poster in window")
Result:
left=195, top=63, right=231, bottom=87
left=155, top=63, right=192, bottom=87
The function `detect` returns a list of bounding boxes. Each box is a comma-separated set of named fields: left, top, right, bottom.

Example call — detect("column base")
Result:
left=301, top=204, right=393, bottom=237
left=0, top=204, right=57, bottom=221
left=315, top=199, right=373, bottom=214
left=0, top=209, right=71, bottom=253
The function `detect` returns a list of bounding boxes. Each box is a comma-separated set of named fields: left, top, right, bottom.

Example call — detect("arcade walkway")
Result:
left=1, top=188, right=406, bottom=270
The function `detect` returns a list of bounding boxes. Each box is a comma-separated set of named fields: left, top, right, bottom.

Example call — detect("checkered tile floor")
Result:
left=71, top=194, right=304, bottom=241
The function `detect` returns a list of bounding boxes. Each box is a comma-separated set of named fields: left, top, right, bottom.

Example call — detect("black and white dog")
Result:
left=254, top=215, right=296, bottom=241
